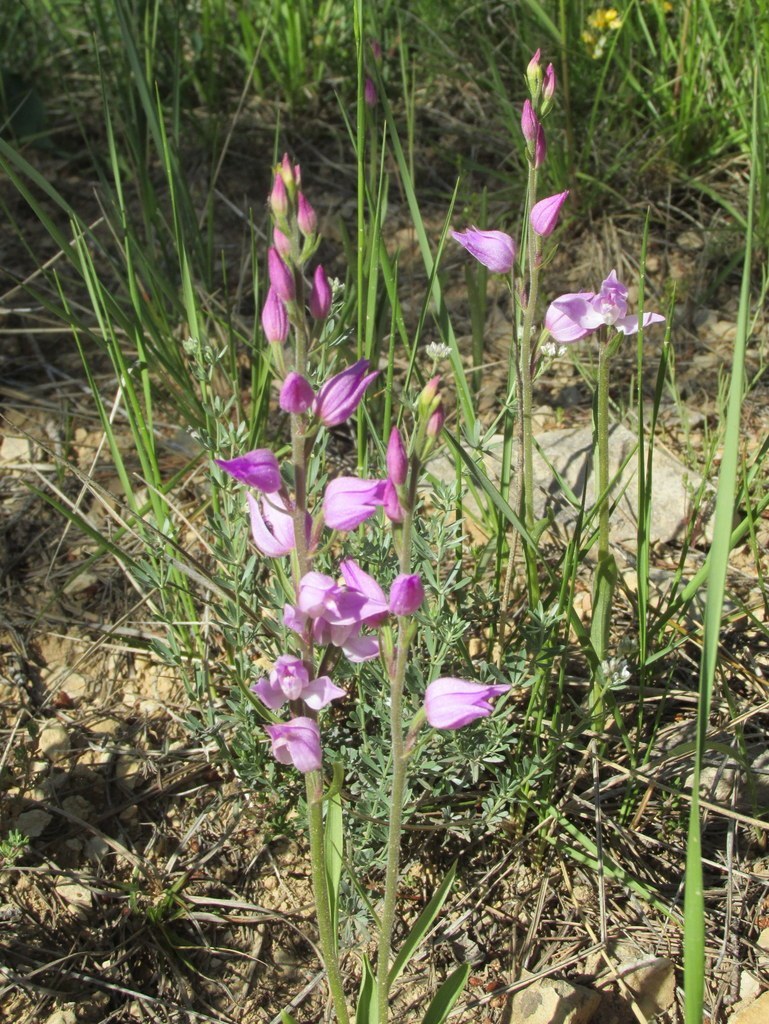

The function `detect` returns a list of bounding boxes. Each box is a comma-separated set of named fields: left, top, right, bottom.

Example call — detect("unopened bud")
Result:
left=543, top=63, right=556, bottom=107
left=261, top=288, right=289, bottom=344
left=308, top=264, right=332, bottom=320
left=427, top=404, right=445, bottom=438
left=364, top=77, right=377, bottom=108
left=526, top=49, right=543, bottom=103
left=268, top=247, right=295, bottom=303
left=270, top=174, right=288, bottom=218
left=273, top=226, right=292, bottom=259
left=280, top=372, right=315, bottom=414
left=521, top=99, right=539, bottom=146
left=417, top=375, right=441, bottom=417
left=297, top=193, right=317, bottom=236
left=386, top=427, right=408, bottom=486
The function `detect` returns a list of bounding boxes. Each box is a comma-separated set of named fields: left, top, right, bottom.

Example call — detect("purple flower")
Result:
left=286, top=570, right=380, bottom=662
left=324, top=476, right=387, bottom=531
left=386, top=427, right=408, bottom=486
left=313, top=359, right=378, bottom=427
left=247, top=492, right=308, bottom=557
left=261, top=287, right=289, bottom=345
left=451, top=227, right=516, bottom=274
left=265, top=717, right=322, bottom=772
left=268, top=247, right=295, bottom=303
left=215, top=449, right=282, bottom=492
left=530, top=191, right=569, bottom=238
left=309, top=265, right=332, bottom=320
left=424, top=678, right=510, bottom=730
left=253, top=655, right=345, bottom=711
left=297, top=193, right=317, bottom=236
left=388, top=574, right=424, bottom=616
left=280, top=372, right=315, bottom=414
left=545, top=270, right=666, bottom=344
left=339, top=560, right=389, bottom=625
left=382, top=479, right=404, bottom=523
left=364, top=77, right=377, bottom=107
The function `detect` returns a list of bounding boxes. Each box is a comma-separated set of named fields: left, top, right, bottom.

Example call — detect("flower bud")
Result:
left=417, top=375, right=441, bottom=418
left=370, top=38, right=382, bottom=61
left=270, top=173, right=288, bottom=218
left=261, top=287, right=289, bottom=344
left=268, top=247, right=295, bottom=303
left=313, top=359, right=378, bottom=427
left=530, top=191, right=569, bottom=237
left=297, top=193, right=317, bottom=236
left=526, top=48, right=542, bottom=103
left=534, top=123, right=547, bottom=168
left=364, top=77, right=377, bottom=107
left=389, top=574, right=424, bottom=616
left=280, top=372, right=315, bottom=414
left=273, top=226, right=292, bottom=259
left=386, top=427, right=408, bottom=486
left=427, top=404, right=445, bottom=438
left=451, top=227, right=516, bottom=274
left=543, top=63, right=556, bottom=107
left=521, top=99, right=539, bottom=146
left=308, top=264, right=332, bottom=320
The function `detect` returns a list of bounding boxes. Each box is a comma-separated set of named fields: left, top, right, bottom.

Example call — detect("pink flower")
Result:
left=309, top=265, right=332, bottom=320
left=424, top=678, right=510, bottom=730
left=324, top=477, right=387, bottom=531
left=285, top=570, right=381, bottom=662
left=247, top=492, right=308, bottom=557
left=545, top=270, right=666, bottom=343
left=313, top=359, right=378, bottom=427
left=280, top=373, right=315, bottom=414
left=521, top=99, right=539, bottom=145
left=273, top=227, right=292, bottom=259
left=451, top=227, right=516, bottom=274
left=388, top=574, right=424, bottom=616
left=253, top=655, right=345, bottom=711
left=543, top=63, right=556, bottom=104
left=215, top=449, right=281, bottom=492
left=268, top=247, right=295, bottom=303
left=265, top=717, right=322, bottom=772
left=530, top=191, right=569, bottom=237
left=261, top=287, right=289, bottom=344
left=364, top=77, right=377, bottom=107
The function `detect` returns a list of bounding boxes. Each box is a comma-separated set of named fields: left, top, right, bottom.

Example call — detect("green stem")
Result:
left=375, top=470, right=418, bottom=1022
left=306, top=773, right=351, bottom=1024
left=596, top=340, right=611, bottom=567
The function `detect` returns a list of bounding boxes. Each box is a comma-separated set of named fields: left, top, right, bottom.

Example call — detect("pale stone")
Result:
left=61, top=795, right=96, bottom=824
left=509, top=978, right=601, bottom=1024
left=37, top=723, right=70, bottom=762
left=428, top=424, right=712, bottom=552
left=730, top=990, right=769, bottom=1023
left=44, top=1010, right=77, bottom=1024
left=15, top=808, right=52, bottom=838
left=739, top=972, right=760, bottom=1002
left=56, top=881, right=92, bottom=915
left=618, top=957, right=675, bottom=1017
left=116, top=755, right=144, bottom=789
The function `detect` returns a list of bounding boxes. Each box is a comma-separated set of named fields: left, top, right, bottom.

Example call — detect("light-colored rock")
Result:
left=37, top=723, right=70, bottom=761
left=44, top=1009, right=77, bottom=1024
left=730, top=989, right=769, bottom=1023
left=15, top=808, right=52, bottom=838
left=116, top=754, right=144, bottom=789
left=739, top=972, right=760, bottom=1002
left=509, top=978, right=601, bottom=1024
left=756, top=928, right=769, bottom=970
left=429, top=424, right=712, bottom=552
left=56, top=881, right=92, bottom=915
left=61, top=795, right=96, bottom=824
left=618, top=956, right=675, bottom=1017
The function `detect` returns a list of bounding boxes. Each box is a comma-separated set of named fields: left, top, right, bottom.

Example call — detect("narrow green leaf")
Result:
left=388, top=862, right=457, bottom=987
left=684, top=67, right=758, bottom=1024
left=355, top=954, right=377, bottom=1024
left=420, top=964, right=471, bottom=1024
left=324, top=782, right=344, bottom=954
